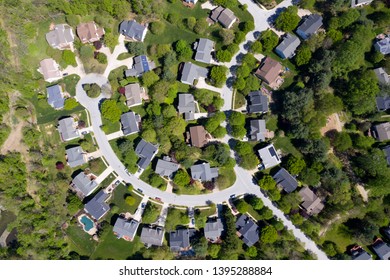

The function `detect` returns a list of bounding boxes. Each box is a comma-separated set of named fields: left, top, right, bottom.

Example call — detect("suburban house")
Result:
left=135, top=139, right=158, bottom=170
left=124, top=83, right=143, bottom=108
left=374, top=67, right=390, bottom=85
left=350, top=245, right=372, bottom=260
left=373, top=122, right=390, bottom=141
left=235, top=214, right=259, bottom=247
left=383, top=226, right=390, bottom=239
left=178, top=94, right=196, bottom=121
left=84, top=190, right=110, bottom=221
left=210, top=6, right=237, bottom=29
left=58, top=117, right=79, bottom=142
left=190, top=162, right=219, bottom=182
left=169, top=229, right=191, bottom=252
left=204, top=218, right=224, bottom=242
left=255, top=57, right=283, bottom=89
left=383, top=146, right=390, bottom=166
left=258, top=144, right=281, bottom=169
left=155, top=156, right=180, bottom=178
left=376, top=96, right=390, bottom=111
left=120, top=112, right=140, bottom=136
left=46, top=24, right=74, bottom=50
left=140, top=226, right=165, bottom=247
left=247, top=91, right=269, bottom=114
left=188, top=125, right=209, bottom=148
left=298, top=187, right=324, bottom=215
left=180, top=62, right=208, bottom=85
left=119, top=20, right=148, bottom=42
left=275, top=33, right=301, bottom=59
left=113, top=217, right=139, bottom=241
left=372, top=238, right=390, bottom=260
left=272, top=168, right=298, bottom=193
left=65, top=146, right=87, bottom=168
left=70, top=172, right=98, bottom=198
left=46, top=84, right=65, bottom=110
left=351, top=0, right=373, bottom=7
left=296, top=14, right=323, bottom=40
left=194, top=38, right=214, bottom=64
left=184, top=0, right=198, bottom=6
left=249, top=119, right=271, bottom=142
left=125, top=55, right=155, bottom=77
left=76, top=22, right=105, bottom=44
left=374, top=35, right=390, bottom=55
left=38, top=58, right=62, bottom=82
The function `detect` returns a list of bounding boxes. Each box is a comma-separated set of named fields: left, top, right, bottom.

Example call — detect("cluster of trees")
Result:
left=233, top=53, right=260, bottom=96
left=83, top=83, right=101, bottom=98
left=228, top=111, right=246, bottom=139
left=210, top=66, right=228, bottom=88
left=233, top=141, right=259, bottom=170
left=274, top=6, right=300, bottom=32
left=204, top=112, right=227, bottom=138
left=164, top=208, right=189, bottom=231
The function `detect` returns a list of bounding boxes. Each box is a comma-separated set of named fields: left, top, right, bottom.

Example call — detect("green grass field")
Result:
left=111, top=184, right=143, bottom=215
left=274, top=135, right=303, bottom=158
left=66, top=222, right=97, bottom=256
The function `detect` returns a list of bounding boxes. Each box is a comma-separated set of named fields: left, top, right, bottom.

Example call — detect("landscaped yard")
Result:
left=66, top=222, right=97, bottom=257
left=109, top=135, right=139, bottom=174
left=194, top=205, right=217, bottom=229
left=88, top=158, right=107, bottom=175
left=216, top=167, right=236, bottom=190
left=99, top=172, right=116, bottom=188
left=140, top=166, right=167, bottom=191
left=101, top=118, right=120, bottom=134
left=110, top=184, right=143, bottom=215
left=274, top=134, right=302, bottom=158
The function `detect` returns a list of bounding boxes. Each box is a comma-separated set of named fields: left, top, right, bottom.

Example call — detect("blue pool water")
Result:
left=80, top=216, right=94, bottom=231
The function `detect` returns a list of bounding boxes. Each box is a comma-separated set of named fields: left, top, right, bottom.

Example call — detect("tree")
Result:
left=104, top=32, right=118, bottom=50
left=141, top=129, right=157, bottom=143
left=234, top=141, right=253, bottom=156
left=258, top=175, right=276, bottom=191
left=83, top=83, right=101, bottom=98
left=126, top=42, right=146, bottom=56
left=250, top=41, right=263, bottom=54
left=241, top=21, right=255, bottom=33
left=261, top=225, right=278, bottom=244
left=216, top=49, right=233, bottom=62
left=208, top=244, right=221, bottom=259
left=352, top=134, right=375, bottom=150
left=300, top=168, right=320, bottom=186
left=186, top=17, right=196, bottom=30
left=295, top=45, right=312, bottom=66
left=229, top=111, right=245, bottom=126
left=286, top=156, right=306, bottom=175
left=96, top=52, right=107, bottom=64
left=194, top=18, right=208, bottom=34
left=236, top=64, right=251, bottom=79
left=231, top=125, right=247, bottom=139
left=125, top=196, right=136, bottom=206
left=175, top=40, right=193, bottom=61
left=246, top=246, right=257, bottom=258
left=62, top=50, right=76, bottom=66
left=173, top=169, right=191, bottom=187
left=236, top=200, right=249, bottom=213
left=142, top=202, right=160, bottom=224
left=275, top=6, right=300, bottom=32
left=260, top=29, right=279, bottom=52
left=141, top=71, right=159, bottom=88
left=193, top=236, right=208, bottom=257
left=333, top=131, right=352, bottom=152
left=322, top=241, right=338, bottom=257
left=239, top=153, right=259, bottom=170
left=219, top=29, right=235, bottom=45
left=234, top=31, right=246, bottom=44
left=249, top=196, right=264, bottom=210
left=101, top=99, right=121, bottom=123
left=150, top=21, right=165, bottom=35
left=210, top=66, right=228, bottom=87
left=64, top=98, right=79, bottom=110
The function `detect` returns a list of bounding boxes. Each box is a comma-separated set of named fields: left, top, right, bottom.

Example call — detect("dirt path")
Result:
left=319, top=214, right=341, bottom=237
left=356, top=184, right=369, bottom=202
left=320, top=113, right=343, bottom=136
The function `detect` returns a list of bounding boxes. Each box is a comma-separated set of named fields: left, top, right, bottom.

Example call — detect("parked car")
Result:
left=191, top=218, right=195, bottom=225
left=81, top=131, right=88, bottom=135
left=155, top=197, right=162, bottom=202
left=141, top=203, right=146, bottom=209
left=230, top=194, right=236, bottom=199
left=231, top=206, right=238, bottom=214
left=137, top=188, right=143, bottom=193
left=114, top=180, right=120, bottom=186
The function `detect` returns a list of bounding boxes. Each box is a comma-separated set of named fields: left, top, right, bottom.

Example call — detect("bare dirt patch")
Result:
left=356, top=184, right=369, bottom=202
left=320, top=113, right=344, bottom=136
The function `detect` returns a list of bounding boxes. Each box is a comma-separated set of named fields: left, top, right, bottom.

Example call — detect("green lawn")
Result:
left=99, top=172, right=116, bottom=188
left=88, top=158, right=108, bottom=175
left=266, top=115, right=278, bottom=131
left=101, top=118, right=120, bottom=134
left=66, top=222, right=97, bottom=256
left=172, top=181, right=211, bottom=195
left=194, top=206, right=216, bottom=229
left=109, top=135, right=139, bottom=174
left=274, top=135, right=302, bottom=158
left=320, top=223, right=355, bottom=253
left=61, top=74, right=80, bottom=96
left=216, top=167, right=236, bottom=190
left=0, top=211, right=16, bottom=236
left=140, top=166, right=167, bottom=191
left=111, top=184, right=143, bottom=215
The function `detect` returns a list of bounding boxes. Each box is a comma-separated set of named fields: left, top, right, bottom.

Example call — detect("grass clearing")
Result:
left=101, top=118, right=120, bottom=134
left=88, top=158, right=107, bottom=175
left=111, top=184, right=143, bottom=215
left=274, top=135, right=302, bottom=158
left=66, top=222, right=97, bottom=256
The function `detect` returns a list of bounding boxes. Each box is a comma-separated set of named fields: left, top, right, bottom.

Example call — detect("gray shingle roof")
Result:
left=72, top=172, right=98, bottom=197
left=46, top=24, right=74, bottom=49
left=169, top=229, right=190, bottom=251
left=155, top=159, right=180, bottom=177
left=47, top=85, right=65, bottom=109
left=272, top=168, right=298, bottom=193
left=351, top=247, right=372, bottom=260
left=84, top=190, right=110, bottom=220
left=119, top=20, right=147, bottom=42
left=249, top=119, right=266, bottom=141
left=296, top=14, right=323, bottom=40
left=374, top=36, right=390, bottom=55
left=275, top=33, right=301, bottom=59
left=178, top=94, right=196, bottom=120
left=383, top=146, right=390, bottom=165
left=113, top=218, right=139, bottom=240
left=180, top=62, right=208, bottom=85
left=120, top=112, right=140, bottom=135
left=217, top=8, right=237, bottom=28
left=190, top=162, right=219, bottom=182
left=376, top=96, right=390, bottom=111
left=204, top=218, right=224, bottom=241
left=373, top=122, right=390, bottom=141
left=58, top=117, right=79, bottom=141
left=125, top=55, right=155, bottom=77
left=374, top=68, right=390, bottom=85
left=258, top=144, right=281, bottom=169
left=124, top=83, right=142, bottom=107
left=299, top=187, right=324, bottom=215
left=235, top=214, right=259, bottom=247
left=194, top=38, right=214, bottom=64
left=140, top=226, right=164, bottom=247
left=248, top=91, right=269, bottom=114
left=372, top=240, right=390, bottom=260
left=135, top=139, right=158, bottom=170
left=66, top=146, right=86, bottom=168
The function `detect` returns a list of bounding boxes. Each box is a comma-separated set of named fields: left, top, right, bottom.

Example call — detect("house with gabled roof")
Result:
left=119, top=20, right=148, bottom=42
left=65, top=146, right=87, bottom=168
left=248, top=91, right=269, bottom=114
left=272, top=168, right=298, bottom=193
left=178, top=94, right=196, bottom=121
left=204, top=218, right=224, bottom=242
left=258, top=144, right=281, bottom=169
left=296, top=14, right=323, bottom=40
left=191, top=162, right=219, bottom=182
left=383, top=146, right=390, bottom=166
left=71, top=172, right=98, bottom=198
left=120, top=112, right=140, bottom=136
left=125, top=55, right=155, bottom=77
left=372, top=238, right=390, bottom=260
left=373, top=122, right=390, bottom=141
left=180, top=62, right=208, bottom=86
left=255, top=57, right=283, bottom=89
left=169, top=229, right=191, bottom=252
left=374, top=68, right=390, bottom=85
left=113, top=217, right=139, bottom=241
left=84, top=190, right=110, bottom=220
left=58, top=117, right=79, bottom=142
left=350, top=245, right=372, bottom=260
left=298, top=187, right=324, bottom=215
left=140, top=226, right=165, bottom=247
left=275, top=33, right=301, bottom=59
left=194, top=38, right=214, bottom=64
left=235, top=214, right=259, bottom=247
left=189, top=125, right=209, bottom=148
left=76, top=21, right=105, bottom=44
left=376, top=96, right=390, bottom=111
left=351, top=0, right=373, bottom=7
left=374, top=35, right=390, bottom=55
left=155, top=157, right=180, bottom=178
left=38, top=58, right=62, bottom=82
left=47, top=84, right=65, bottom=110
left=46, top=24, right=74, bottom=50
left=135, top=139, right=158, bottom=170
left=124, top=83, right=143, bottom=108
left=210, top=6, right=237, bottom=29
left=249, top=119, right=270, bottom=142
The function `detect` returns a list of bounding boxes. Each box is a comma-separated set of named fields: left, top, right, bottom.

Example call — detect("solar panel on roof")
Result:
left=141, top=55, right=149, bottom=72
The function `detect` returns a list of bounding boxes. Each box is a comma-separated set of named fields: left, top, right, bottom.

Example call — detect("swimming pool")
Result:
left=80, top=215, right=94, bottom=232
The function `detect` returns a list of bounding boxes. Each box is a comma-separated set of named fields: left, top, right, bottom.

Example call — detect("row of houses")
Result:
left=350, top=226, right=390, bottom=260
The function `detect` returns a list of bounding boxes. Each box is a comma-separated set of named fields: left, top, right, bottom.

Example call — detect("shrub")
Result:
left=150, top=21, right=165, bottom=35
left=96, top=52, right=107, bottom=64
left=125, top=196, right=136, bottom=206
left=64, top=98, right=79, bottom=110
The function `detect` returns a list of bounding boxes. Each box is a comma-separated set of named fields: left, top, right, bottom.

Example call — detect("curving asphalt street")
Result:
left=74, top=0, right=328, bottom=259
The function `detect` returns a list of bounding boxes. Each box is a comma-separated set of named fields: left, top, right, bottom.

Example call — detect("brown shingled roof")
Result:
left=255, top=57, right=283, bottom=85
left=190, top=126, right=208, bottom=148
left=77, top=22, right=105, bottom=44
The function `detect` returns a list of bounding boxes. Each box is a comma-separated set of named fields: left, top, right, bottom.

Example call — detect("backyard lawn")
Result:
left=274, top=134, right=302, bottom=158
left=66, top=223, right=97, bottom=257
left=88, top=158, right=108, bottom=175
